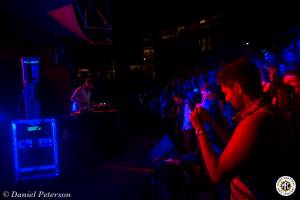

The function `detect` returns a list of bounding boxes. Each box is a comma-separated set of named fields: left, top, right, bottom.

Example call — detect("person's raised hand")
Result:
left=190, top=104, right=204, bottom=131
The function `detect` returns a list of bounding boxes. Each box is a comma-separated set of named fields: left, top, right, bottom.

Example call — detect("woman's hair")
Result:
left=284, top=69, right=300, bottom=77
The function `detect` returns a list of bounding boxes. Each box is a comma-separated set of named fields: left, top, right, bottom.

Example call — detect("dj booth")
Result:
left=79, top=111, right=121, bottom=150
left=65, top=104, right=125, bottom=160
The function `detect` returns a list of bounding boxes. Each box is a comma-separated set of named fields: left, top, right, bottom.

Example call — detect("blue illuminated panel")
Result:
left=11, top=118, right=59, bottom=181
left=21, top=57, right=40, bottom=84
left=21, top=57, right=41, bottom=119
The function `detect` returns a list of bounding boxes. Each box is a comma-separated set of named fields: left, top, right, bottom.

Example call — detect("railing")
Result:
left=72, top=0, right=112, bottom=43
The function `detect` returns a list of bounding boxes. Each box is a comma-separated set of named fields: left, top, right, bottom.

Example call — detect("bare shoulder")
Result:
left=235, top=106, right=274, bottom=135
left=219, top=107, right=273, bottom=176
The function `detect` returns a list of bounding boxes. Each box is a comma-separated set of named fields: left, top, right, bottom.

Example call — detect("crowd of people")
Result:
left=143, top=39, right=300, bottom=199
left=68, top=36, right=300, bottom=199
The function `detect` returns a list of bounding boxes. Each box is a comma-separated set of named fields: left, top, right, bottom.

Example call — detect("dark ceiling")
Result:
left=0, top=0, right=226, bottom=43
left=1, top=0, right=300, bottom=49
left=0, top=0, right=74, bottom=47
left=113, top=0, right=225, bottom=31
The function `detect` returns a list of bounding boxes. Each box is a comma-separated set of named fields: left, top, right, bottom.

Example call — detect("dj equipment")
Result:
left=89, top=100, right=119, bottom=111
left=11, top=118, right=59, bottom=180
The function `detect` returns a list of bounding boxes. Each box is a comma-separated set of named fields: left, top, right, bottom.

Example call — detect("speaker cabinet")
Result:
left=11, top=118, right=59, bottom=180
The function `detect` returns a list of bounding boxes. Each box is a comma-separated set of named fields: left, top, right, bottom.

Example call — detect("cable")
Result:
left=16, top=80, right=30, bottom=119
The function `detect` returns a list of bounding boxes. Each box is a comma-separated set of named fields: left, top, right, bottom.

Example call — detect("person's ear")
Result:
left=233, top=82, right=243, bottom=95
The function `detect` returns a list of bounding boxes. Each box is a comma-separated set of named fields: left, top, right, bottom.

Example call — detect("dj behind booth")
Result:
left=6, top=59, right=125, bottom=183
left=65, top=77, right=125, bottom=164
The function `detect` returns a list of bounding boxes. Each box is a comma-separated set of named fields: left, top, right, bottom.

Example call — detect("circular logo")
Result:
left=276, top=176, right=296, bottom=196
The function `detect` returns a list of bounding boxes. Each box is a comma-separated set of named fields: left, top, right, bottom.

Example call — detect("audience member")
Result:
left=190, top=58, right=295, bottom=199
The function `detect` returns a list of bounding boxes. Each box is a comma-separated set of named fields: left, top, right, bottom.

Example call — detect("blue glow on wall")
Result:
left=0, top=114, right=5, bottom=122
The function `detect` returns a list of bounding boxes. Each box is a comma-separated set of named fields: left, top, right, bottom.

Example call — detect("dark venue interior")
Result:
left=0, top=1, right=299, bottom=199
